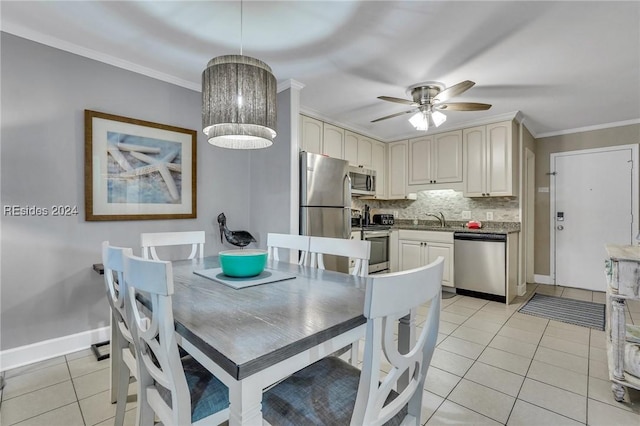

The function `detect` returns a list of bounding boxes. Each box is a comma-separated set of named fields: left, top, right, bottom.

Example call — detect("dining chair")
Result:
left=123, top=252, right=229, bottom=426
left=262, top=256, right=444, bottom=426
left=140, top=230, right=205, bottom=261
left=266, top=233, right=310, bottom=265
left=101, top=241, right=135, bottom=426
left=308, top=236, right=372, bottom=365
left=308, top=236, right=371, bottom=276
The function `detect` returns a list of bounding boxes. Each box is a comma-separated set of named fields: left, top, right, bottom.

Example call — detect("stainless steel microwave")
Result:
left=349, top=166, right=376, bottom=196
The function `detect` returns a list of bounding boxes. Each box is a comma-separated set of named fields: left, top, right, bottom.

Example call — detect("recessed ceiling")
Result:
left=2, top=1, right=639, bottom=141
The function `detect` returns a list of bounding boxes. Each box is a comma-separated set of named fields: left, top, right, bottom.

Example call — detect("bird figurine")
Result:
left=217, top=212, right=256, bottom=248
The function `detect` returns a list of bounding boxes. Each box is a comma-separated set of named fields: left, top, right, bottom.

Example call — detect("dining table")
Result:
left=115, top=255, right=370, bottom=425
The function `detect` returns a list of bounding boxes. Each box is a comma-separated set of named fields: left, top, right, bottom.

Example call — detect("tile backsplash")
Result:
left=353, top=190, right=520, bottom=222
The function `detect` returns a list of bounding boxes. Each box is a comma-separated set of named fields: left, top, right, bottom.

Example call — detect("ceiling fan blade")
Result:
left=377, top=96, right=418, bottom=106
left=371, top=109, right=416, bottom=123
left=433, top=80, right=475, bottom=103
left=435, top=102, right=492, bottom=111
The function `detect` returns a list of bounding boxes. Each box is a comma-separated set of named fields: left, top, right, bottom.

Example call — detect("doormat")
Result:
left=518, top=293, right=605, bottom=330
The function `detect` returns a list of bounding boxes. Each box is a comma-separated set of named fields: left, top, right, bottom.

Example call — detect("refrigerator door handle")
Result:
left=343, top=173, right=352, bottom=205
left=344, top=207, right=351, bottom=239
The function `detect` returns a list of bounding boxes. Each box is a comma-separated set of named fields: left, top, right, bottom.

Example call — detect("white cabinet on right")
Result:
left=463, top=120, right=519, bottom=197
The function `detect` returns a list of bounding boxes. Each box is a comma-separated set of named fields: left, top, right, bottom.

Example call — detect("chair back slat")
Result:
left=353, top=256, right=444, bottom=425
left=267, top=233, right=310, bottom=265
left=140, top=231, right=205, bottom=260
left=123, top=253, right=191, bottom=426
left=102, top=242, right=138, bottom=426
left=102, top=241, right=133, bottom=324
left=308, top=236, right=370, bottom=276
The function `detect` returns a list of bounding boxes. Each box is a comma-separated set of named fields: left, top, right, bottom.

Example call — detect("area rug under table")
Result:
left=518, top=293, right=605, bottom=330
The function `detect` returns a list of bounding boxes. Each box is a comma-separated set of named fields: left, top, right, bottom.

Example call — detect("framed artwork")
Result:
left=85, top=110, right=197, bottom=221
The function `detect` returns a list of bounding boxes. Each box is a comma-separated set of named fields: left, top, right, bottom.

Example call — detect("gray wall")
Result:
left=0, top=33, right=261, bottom=350
left=248, top=89, right=294, bottom=247
left=533, top=123, right=640, bottom=276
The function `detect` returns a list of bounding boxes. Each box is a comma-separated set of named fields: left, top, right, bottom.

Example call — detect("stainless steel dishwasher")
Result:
left=454, top=232, right=507, bottom=303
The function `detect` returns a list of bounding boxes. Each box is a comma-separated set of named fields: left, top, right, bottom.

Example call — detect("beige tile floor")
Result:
left=1, top=284, right=640, bottom=425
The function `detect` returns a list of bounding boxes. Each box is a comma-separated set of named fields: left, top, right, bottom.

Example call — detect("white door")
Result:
left=552, top=146, right=636, bottom=291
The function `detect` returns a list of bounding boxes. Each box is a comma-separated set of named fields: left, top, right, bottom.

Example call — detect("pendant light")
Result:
left=202, top=1, right=277, bottom=149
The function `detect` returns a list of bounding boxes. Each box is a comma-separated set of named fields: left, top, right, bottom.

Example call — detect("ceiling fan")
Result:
left=372, top=80, right=491, bottom=130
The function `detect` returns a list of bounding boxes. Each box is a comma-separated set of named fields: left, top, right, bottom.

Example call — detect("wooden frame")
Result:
left=85, top=110, right=197, bottom=221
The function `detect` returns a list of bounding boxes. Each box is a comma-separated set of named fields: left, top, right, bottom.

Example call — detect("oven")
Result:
left=362, top=227, right=390, bottom=273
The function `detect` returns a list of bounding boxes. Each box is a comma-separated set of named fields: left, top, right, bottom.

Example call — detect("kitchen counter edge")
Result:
left=390, top=220, right=520, bottom=234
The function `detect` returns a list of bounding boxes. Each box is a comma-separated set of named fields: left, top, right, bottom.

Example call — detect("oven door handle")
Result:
left=362, top=231, right=390, bottom=238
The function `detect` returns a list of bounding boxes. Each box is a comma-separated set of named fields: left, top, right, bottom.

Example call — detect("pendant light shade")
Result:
left=202, top=55, right=277, bottom=149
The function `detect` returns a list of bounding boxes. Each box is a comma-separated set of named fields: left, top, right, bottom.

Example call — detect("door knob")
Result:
left=557, top=225, right=564, bottom=230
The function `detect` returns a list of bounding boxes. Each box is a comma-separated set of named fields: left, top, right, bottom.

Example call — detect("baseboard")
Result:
left=0, top=326, right=110, bottom=372
left=517, top=282, right=527, bottom=296
left=534, top=274, right=553, bottom=285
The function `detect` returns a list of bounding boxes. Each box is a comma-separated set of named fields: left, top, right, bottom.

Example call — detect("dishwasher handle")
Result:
left=453, top=232, right=506, bottom=242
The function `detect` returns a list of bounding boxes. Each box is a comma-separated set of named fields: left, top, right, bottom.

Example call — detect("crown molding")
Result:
left=386, top=111, right=523, bottom=142
left=277, top=79, right=305, bottom=92
left=534, top=118, right=640, bottom=139
left=299, top=106, right=385, bottom=142
left=2, top=23, right=202, bottom=91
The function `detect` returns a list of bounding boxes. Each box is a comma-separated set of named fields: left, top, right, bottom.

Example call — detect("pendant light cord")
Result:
left=240, top=0, right=243, bottom=56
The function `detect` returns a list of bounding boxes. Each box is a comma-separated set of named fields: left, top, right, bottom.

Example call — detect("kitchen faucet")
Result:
left=427, top=212, right=446, bottom=227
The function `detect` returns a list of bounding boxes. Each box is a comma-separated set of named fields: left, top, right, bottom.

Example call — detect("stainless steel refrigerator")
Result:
left=300, top=151, right=351, bottom=272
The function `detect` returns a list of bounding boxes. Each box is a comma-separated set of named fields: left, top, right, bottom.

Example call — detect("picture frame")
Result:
left=85, top=110, right=197, bottom=221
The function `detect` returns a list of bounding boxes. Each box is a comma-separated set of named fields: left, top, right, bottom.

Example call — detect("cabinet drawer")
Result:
left=398, top=230, right=453, bottom=243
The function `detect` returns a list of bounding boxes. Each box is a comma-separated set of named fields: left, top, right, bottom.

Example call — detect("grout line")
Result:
left=65, top=355, right=87, bottom=426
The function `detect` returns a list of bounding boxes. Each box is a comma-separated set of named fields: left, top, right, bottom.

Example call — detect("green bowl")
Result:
left=219, top=249, right=268, bottom=278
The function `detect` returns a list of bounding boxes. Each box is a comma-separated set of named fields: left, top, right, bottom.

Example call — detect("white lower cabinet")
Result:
left=397, top=230, right=454, bottom=287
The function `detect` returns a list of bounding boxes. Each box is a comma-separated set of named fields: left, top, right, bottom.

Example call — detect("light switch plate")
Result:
left=462, top=211, right=471, bottom=219
left=486, top=211, right=494, bottom=221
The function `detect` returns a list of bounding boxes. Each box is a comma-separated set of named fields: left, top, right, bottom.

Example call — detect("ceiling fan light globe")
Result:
left=409, top=112, right=430, bottom=131
left=432, top=110, right=447, bottom=127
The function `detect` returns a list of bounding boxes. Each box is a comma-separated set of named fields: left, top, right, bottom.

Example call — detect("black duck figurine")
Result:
left=217, top=212, right=256, bottom=248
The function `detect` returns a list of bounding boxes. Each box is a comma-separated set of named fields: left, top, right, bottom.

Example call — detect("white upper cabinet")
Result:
left=408, top=130, right=462, bottom=186
left=371, top=140, right=386, bottom=198
left=408, top=136, right=434, bottom=185
left=300, top=115, right=323, bottom=154
left=322, top=123, right=344, bottom=159
left=344, top=131, right=374, bottom=168
left=344, top=131, right=358, bottom=165
left=387, top=140, right=410, bottom=199
left=463, top=120, right=518, bottom=197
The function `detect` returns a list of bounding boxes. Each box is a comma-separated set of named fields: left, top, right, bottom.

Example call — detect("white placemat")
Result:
left=193, top=267, right=296, bottom=289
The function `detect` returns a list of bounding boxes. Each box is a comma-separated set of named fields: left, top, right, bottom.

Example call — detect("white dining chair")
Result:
left=267, top=233, right=310, bottom=265
left=308, top=236, right=371, bottom=276
left=262, top=256, right=444, bottom=425
left=101, top=241, right=135, bottom=426
left=140, top=231, right=205, bottom=261
left=308, top=236, right=371, bottom=365
left=123, top=253, right=229, bottom=426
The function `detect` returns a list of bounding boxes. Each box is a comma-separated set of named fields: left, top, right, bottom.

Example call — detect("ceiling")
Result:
left=2, top=1, right=639, bottom=141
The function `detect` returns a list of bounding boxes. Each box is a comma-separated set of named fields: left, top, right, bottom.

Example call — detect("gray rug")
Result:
left=518, top=293, right=605, bottom=330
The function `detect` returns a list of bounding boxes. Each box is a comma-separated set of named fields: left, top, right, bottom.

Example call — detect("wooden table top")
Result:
left=169, top=257, right=367, bottom=380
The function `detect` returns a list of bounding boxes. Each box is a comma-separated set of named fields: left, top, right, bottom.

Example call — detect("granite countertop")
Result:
left=391, top=220, right=521, bottom=234
left=606, top=244, right=640, bottom=261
